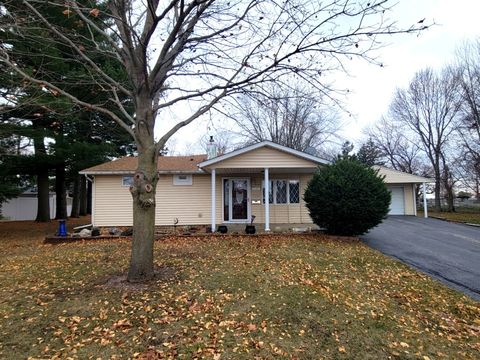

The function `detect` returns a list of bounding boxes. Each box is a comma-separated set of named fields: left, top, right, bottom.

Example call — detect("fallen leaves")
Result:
left=0, top=230, right=479, bottom=359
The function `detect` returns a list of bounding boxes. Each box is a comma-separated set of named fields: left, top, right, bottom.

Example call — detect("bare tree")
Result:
left=389, top=68, right=461, bottom=211
left=0, top=0, right=429, bottom=281
left=456, top=151, right=480, bottom=199
left=455, top=39, right=480, bottom=198
left=226, top=84, right=340, bottom=152
left=365, top=116, right=427, bottom=174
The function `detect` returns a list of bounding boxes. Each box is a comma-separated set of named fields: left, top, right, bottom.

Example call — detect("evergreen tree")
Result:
left=357, top=138, right=384, bottom=166
left=0, top=0, right=133, bottom=220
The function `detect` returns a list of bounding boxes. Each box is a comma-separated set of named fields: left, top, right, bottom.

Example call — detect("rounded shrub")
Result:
left=304, top=158, right=391, bottom=236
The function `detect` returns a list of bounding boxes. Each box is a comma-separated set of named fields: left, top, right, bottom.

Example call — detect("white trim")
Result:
left=221, top=177, right=251, bottom=223
left=79, top=170, right=135, bottom=175
left=91, top=176, right=96, bottom=226
left=173, top=174, right=193, bottom=185
left=79, top=170, right=206, bottom=175
left=264, top=168, right=270, bottom=231
left=423, top=182, right=428, bottom=218
left=413, top=183, right=417, bottom=216
left=198, top=141, right=329, bottom=168
left=211, top=169, right=216, bottom=231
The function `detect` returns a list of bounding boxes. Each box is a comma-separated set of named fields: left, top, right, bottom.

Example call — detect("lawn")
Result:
left=419, top=208, right=480, bottom=225
left=0, top=220, right=479, bottom=359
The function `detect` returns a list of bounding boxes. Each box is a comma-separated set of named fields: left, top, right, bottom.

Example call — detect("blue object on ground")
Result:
left=58, top=219, right=67, bottom=237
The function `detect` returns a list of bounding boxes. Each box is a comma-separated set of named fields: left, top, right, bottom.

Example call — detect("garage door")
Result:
left=388, top=187, right=405, bottom=215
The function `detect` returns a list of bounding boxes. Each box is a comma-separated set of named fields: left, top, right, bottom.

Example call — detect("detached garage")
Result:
left=374, top=166, right=431, bottom=216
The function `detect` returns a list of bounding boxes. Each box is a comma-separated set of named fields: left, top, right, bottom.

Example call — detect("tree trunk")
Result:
left=32, top=126, right=50, bottom=222
left=433, top=166, right=442, bottom=212
left=475, top=177, right=480, bottom=201
left=87, top=178, right=92, bottom=214
left=442, top=162, right=455, bottom=213
left=36, top=167, right=50, bottom=222
left=70, top=175, right=80, bottom=218
left=127, top=145, right=159, bottom=282
left=79, top=175, right=88, bottom=216
left=445, top=189, right=455, bottom=212
left=55, top=163, right=68, bottom=219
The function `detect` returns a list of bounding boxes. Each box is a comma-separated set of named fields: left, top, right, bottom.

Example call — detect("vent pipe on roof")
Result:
left=207, top=136, right=217, bottom=159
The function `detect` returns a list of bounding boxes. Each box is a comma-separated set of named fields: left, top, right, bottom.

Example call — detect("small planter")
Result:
left=217, top=225, right=228, bottom=234
left=245, top=225, right=256, bottom=234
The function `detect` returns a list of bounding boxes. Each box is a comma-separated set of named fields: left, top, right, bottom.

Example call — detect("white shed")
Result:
left=1, top=190, right=72, bottom=221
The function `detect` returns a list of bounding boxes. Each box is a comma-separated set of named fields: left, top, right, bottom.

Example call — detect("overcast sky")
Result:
left=160, top=0, right=480, bottom=155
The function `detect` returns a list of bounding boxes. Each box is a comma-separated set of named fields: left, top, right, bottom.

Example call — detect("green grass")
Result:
left=419, top=208, right=480, bottom=224
left=0, top=220, right=479, bottom=359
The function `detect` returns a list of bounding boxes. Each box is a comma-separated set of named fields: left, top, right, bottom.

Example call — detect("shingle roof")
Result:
left=80, top=154, right=207, bottom=174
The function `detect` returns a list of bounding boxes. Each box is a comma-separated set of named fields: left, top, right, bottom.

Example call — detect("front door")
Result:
left=223, top=178, right=250, bottom=222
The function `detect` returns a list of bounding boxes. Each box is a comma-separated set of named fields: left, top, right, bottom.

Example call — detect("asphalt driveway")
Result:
left=362, top=216, right=480, bottom=301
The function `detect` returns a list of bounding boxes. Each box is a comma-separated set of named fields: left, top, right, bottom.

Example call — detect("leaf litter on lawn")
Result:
left=0, top=226, right=478, bottom=359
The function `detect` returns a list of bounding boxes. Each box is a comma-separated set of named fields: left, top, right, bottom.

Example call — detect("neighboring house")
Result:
left=1, top=189, right=72, bottom=221
left=80, top=141, right=430, bottom=231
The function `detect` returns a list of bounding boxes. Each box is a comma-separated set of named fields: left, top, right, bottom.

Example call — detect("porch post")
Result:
left=264, top=168, right=270, bottom=231
left=423, top=182, right=428, bottom=218
left=211, top=169, right=216, bottom=232
left=413, top=184, right=417, bottom=216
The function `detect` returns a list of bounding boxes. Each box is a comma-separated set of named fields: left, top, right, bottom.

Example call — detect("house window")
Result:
left=276, top=180, right=287, bottom=204
left=289, top=180, right=300, bottom=203
left=173, top=174, right=193, bottom=186
left=262, top=179, right=300, bottom=204
left=122, top=176, right=133, bottom=187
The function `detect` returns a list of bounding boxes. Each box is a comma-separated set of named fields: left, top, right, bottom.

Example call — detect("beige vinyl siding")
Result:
left=94, top=175, right=133, bottom=226
left=93, top=173, right=420, bottom=227
left=403, top=183, right=415, bottom=215
left=214, top=147, right=318, bottom=168
left=93, top=173, right=314, bottom=227
left=248, top=174, right=313, bottom=224
left=156, top=174, right=222, bottom=226
left=93, top=174, right=218, bottom=227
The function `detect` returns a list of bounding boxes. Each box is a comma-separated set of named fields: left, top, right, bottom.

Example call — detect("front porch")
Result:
left=207, top=169, right=317, bottom=232
left=197, top=142, right=328, bottom=232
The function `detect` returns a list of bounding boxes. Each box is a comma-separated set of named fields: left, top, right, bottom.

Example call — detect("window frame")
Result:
left=122, top=175, right=134, bottom=187
left=288, top=180, right=300, bottom=204
left=173, top=174, right=193, bottom=186
left=262, top=179, right=300, bottom=205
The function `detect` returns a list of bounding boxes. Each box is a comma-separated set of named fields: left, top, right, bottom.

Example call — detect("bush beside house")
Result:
left=304, top=159, right=391, bottom=236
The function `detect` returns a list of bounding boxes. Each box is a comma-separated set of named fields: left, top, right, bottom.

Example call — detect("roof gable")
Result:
left=198, top=141, right=328, bottom=169
left=375, top=166, right=431, bottom=183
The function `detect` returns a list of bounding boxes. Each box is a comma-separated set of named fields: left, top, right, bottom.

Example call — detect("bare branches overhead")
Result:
left=0, top=0, right=430, bottom=150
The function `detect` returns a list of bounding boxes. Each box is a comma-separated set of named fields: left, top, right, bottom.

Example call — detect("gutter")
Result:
left=78, top=170, right=206, bottom=175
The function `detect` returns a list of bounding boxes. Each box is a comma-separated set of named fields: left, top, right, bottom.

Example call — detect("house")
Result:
left=79, top=141, right=430, bottom=231
left=1, top=189, right=72, bottom=221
